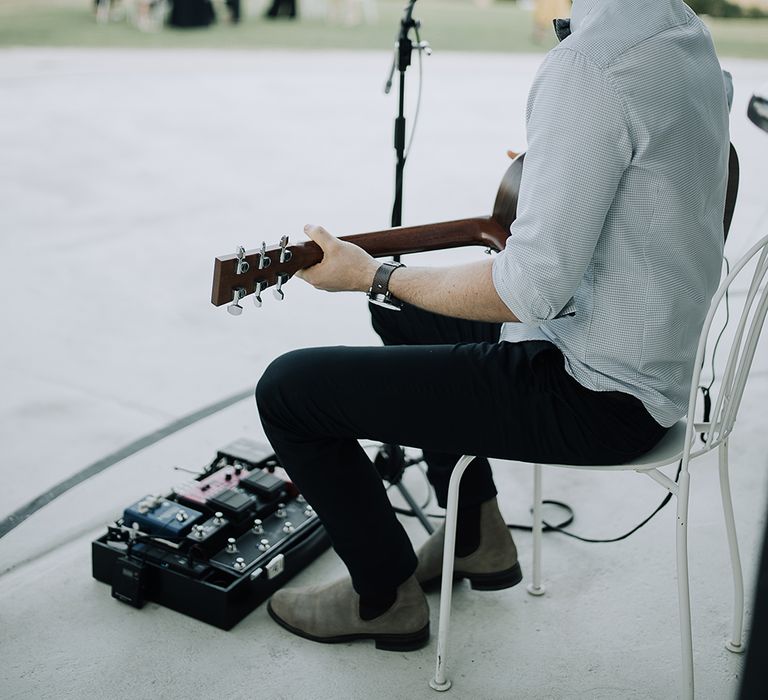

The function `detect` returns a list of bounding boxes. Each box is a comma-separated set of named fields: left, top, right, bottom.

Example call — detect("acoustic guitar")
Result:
left=211, top=155, right=525, bottom=315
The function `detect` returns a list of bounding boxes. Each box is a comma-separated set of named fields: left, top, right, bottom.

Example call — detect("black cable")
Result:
left=390, top=456, right=683, bottom=544
left=705, top=257, right=732, bottom=394
left=403, top=23, right=424, bottom=161
left=388, top=460, right=579, bottom=532
left=538, top=460, right=682, bottom=543
left=423, top=499, right=576, bottom=533
left=699, top=256, right=731, bottom=442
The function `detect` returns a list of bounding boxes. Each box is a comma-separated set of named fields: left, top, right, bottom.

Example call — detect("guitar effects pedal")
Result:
left=123, top=497, right=203, bottom=538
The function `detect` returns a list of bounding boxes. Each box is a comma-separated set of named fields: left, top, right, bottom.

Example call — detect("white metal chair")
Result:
left=430, top=232, right=768, bottom=698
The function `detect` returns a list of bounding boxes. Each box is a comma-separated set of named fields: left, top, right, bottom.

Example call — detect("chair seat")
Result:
left=539, top=419, right=688, bottom=472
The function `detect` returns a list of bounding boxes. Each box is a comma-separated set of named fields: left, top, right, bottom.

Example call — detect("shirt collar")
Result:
left=554, top=0, right=603, bottom=41
left=571, top=0, right=602, bottom=32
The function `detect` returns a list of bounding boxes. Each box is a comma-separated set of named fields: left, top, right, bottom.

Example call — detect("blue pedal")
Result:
left=123, top=495, right=203, bottom=538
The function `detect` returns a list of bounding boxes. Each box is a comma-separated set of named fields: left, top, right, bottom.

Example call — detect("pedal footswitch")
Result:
left=185, top=514, right=230, bottom=550
left=208, top=487, right=258, bottom=520
left=239, top=469, right=286, bottom=501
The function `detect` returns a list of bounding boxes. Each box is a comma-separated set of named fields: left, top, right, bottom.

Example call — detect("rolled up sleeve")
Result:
left=493, top=48, right=633, bottom=324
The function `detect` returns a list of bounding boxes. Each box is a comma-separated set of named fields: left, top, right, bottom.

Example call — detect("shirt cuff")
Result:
left=492, top=249, right=576, bottom=324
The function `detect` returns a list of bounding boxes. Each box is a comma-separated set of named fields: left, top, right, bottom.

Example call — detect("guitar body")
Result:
left=493, top=153, right=525, bottom=233
left=211, top=154, right=525, bottom=308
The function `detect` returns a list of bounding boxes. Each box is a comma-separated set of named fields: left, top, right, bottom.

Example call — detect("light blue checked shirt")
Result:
left=493, top=0, right=731, bottom=427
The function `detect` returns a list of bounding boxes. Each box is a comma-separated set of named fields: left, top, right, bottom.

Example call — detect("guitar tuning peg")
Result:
left=258, top=241, right=271, bottom=270
left=227, top=287, right=246, bottom=316
left=236, top=246, right=250, bottom=274
left=279, top=235, right=292, bottom=264
left=254, top=280, right=265, bottom=308
left=273, top=273, right=288, bottom=300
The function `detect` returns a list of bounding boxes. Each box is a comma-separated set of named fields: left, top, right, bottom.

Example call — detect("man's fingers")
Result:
left=303, top=224, right=333, bottom=247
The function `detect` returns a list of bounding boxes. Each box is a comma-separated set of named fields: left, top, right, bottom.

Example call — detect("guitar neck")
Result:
left=211, top=216, right=510, bottom=307
left=288, top=216, right=509, bottom=271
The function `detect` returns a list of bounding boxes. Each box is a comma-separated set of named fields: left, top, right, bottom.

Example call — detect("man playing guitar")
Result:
left=257, top=0, right=732, bottom=651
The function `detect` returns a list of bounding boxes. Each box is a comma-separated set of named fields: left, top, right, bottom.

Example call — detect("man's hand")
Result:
left=295, top=224, right=379, bottom=293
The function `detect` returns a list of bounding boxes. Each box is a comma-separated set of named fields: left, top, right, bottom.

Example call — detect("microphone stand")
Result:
left=378, top=2, right=435, bottom=535
left=384, top=0, right=431, bottom=256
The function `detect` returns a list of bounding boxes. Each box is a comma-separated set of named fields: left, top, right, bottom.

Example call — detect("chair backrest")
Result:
left=688, top=233, right=768, bottom=456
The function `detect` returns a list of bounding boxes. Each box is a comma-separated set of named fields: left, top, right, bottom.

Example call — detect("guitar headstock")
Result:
left=211, top=236, right=318, bottom=314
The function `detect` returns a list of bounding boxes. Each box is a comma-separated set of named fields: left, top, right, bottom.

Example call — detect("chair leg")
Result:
left=676, top=471, right=694, bottom=700
left=430, top=455, right=476, bottom=692
left=527, top=463, right=545, bottom=596
left=718, top=439, right=746, bottom=653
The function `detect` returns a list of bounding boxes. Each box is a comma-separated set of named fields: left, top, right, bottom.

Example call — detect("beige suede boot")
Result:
left=415, top=497, right=522, bottom=591
left=267, top=574, right=429, bottom=651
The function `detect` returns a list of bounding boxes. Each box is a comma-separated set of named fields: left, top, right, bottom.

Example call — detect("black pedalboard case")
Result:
left=91, top=438, right=331, bottom=630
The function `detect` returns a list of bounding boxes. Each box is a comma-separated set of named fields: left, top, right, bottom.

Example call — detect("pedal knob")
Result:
left=214, top=511, right=224, bottom=525
left=303, top=506, right=314, bottom=518
left=175, top=511, right=188, bottom=522
left=297, top=494, right=306, bottom=503
left=226, top=537, right=237, bottom=554
left=224, top=467, right=234, bottom=481
left=193, top=524, right=205, bottom=539
left=258, top=538, right=270, bottom=552
left=234, top=557, right=247, bottom=572
left=282, top=521, right=294, bottom=533
left=252, top=519, right=264, bottom=534
left=276, top=503, right=287, bottom=518
left=235, top=464, right=244, bottom=475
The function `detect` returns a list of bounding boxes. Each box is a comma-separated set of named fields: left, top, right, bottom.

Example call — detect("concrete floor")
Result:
left=1, top=48, right=767, bottom=700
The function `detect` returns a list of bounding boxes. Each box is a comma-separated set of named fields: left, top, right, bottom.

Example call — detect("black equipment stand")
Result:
left=374, top=444, right=434, bottom=535
left=377, top=2, right=435, bottom=535
left=384, top=0, right=430, bottom=241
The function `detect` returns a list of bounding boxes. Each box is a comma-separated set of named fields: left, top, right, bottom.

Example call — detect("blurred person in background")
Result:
left=265, top=0, right=298, bottom=20
left=224, top=0, right=241, bottom=23
left=168, top=0, right=216, bottom=27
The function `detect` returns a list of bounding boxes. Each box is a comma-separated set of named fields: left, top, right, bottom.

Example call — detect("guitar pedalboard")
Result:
left=91, top=438, right=330, bottom=630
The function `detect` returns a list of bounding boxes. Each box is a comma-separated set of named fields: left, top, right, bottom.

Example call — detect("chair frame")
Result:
left=430, top=232, right=768, bottom=697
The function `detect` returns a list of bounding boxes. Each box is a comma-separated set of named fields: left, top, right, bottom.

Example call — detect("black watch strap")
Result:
left=368, top=261, right=405, bottom=311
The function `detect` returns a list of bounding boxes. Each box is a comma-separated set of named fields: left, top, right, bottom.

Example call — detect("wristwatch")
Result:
left=368, top=261, right=405, bottom=311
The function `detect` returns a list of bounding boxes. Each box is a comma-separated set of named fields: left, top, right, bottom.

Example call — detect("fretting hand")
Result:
left=295, top=224, right=379, bottom=293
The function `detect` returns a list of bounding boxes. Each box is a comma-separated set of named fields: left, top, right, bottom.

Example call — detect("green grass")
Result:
left=0, top=0, right=766, bottom=58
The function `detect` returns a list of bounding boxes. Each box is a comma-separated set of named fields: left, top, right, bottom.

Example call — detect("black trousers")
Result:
left=256, top=303, right=667, bottom=597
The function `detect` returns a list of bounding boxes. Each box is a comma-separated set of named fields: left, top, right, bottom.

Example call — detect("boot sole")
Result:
left=468, top=561, right=523, bottom=591
left=420, top=561, right=523, bottom=593
left=267, top=601, right=430, bottom=652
